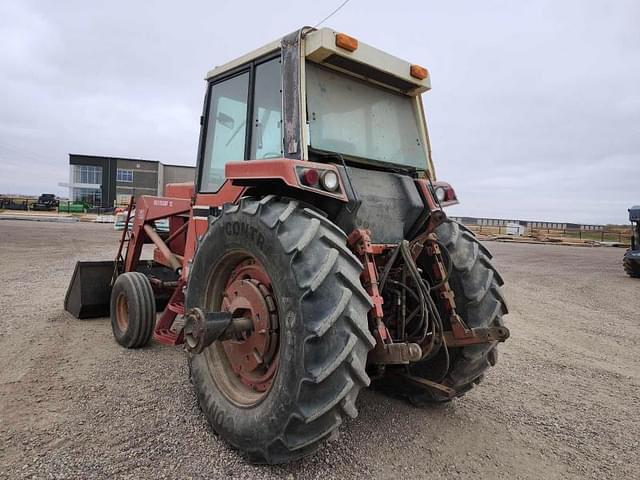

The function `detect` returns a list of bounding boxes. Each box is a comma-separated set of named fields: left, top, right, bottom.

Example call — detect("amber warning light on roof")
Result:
left=335, top=33, right=358, bottom=52
left=410, top=64, right=429, bottom=80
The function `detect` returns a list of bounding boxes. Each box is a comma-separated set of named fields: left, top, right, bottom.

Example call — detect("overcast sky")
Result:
left=1, top=0, right=639, bottom=224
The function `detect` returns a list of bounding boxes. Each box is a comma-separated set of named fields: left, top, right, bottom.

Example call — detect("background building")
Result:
left=450, top=216, right=605, bottom=231
left=65, top=154, right=195, bottom=208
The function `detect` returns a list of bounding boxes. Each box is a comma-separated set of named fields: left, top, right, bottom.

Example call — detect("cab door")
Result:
left=197, top=55, right=283, bottom=195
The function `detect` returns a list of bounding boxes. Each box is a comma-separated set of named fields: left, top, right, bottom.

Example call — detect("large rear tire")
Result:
left=384, top=221, right=508, bottom=404
left=623, top=254, right=640, bottom=278
left=186, top=196, right=374, bottom=464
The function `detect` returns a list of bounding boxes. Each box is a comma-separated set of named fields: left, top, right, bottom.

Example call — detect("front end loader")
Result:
left=65, top=27, right=510, bottom=464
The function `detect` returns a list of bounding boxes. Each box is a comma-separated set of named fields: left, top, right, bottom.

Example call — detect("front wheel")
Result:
left=110, top=272, right=156, bottom=348
left=186, top=196, right=375, bottom=464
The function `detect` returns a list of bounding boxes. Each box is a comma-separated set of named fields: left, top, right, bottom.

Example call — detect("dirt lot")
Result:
left=1, top=220, right=638, bottom=479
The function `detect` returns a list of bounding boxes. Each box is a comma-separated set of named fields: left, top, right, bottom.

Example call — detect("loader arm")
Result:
left=123, top=195, right=192, bottom=274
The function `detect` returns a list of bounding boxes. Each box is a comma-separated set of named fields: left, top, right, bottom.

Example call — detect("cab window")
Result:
left=200, top=56, right=282, bottom=192
left=250, top=58, right=283, bottom=159
left=201, top=72, right=249, bottom=192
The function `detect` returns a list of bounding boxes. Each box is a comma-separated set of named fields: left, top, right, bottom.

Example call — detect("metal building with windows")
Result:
left=64, top=154, right=195, bottom=208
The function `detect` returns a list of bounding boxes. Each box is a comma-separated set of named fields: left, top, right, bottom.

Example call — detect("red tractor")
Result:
left=65, top=27, right=509, bottom=464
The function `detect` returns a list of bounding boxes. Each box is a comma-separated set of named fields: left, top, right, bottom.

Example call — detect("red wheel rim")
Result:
left=221, top=260, right=279, bottom=393
left=202, top=252, right=280, bottom=406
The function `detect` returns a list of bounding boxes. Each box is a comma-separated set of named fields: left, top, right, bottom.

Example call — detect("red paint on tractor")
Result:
left=164, top=182, right=195, bottom=199
left=225, top=158, right=348, bottom=201
left=347, top=229, right=392, bottom=346
left=123, top=195, right=191, bottom=274
left=154, top=277, right=186, bottom=346
left=221, top=260, right=279, bottom=393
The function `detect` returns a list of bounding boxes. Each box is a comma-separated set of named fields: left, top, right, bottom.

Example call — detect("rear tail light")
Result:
left=432, top=181, right=459, bottom=207
left=320, top=170, right=339, bottom=192
left=301, top=168, right=320, bottom=186
left=298, top=166, right=342, bottom=195
left=444, top=186, right=457, bottom=202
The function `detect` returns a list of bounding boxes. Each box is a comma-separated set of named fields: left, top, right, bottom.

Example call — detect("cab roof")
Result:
left=205, top=27, right=431, bottom=95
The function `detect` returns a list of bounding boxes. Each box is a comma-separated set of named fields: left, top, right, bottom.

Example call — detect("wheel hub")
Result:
left=221, top=262, right=278, bottom=393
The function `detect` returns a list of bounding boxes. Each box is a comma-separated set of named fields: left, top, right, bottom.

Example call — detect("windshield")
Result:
left=305, top=62, right=428, bottom=169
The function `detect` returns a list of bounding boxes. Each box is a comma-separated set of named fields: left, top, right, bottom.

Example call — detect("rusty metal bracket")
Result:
left=347, top=229, right=390, bottom=344
left=409, top=209, right=447, bottom=261
left=418, top=232, right=510, bottom=350
left=390, top=373, right=457, bottom=399
left=424, top=209, right=447, bottom=236
left=368, top=342, right=422, bottom=365
left=443, top=312, right=510, bottom=347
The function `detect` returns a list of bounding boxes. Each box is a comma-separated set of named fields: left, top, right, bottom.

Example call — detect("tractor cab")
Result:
left=194, top=27, right=456, bottom=244
left=200, top=28, right=433, bottom=178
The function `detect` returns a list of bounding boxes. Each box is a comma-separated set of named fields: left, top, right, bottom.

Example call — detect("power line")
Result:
left=314, top=0, right=352, bottom=28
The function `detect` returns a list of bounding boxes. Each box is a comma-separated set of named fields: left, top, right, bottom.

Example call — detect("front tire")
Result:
left=186, top=196, right=375, bottom=464
left=110, top=272, right=156, bottom=348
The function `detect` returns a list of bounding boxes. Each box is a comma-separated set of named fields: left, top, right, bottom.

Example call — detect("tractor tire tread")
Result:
left=110, top=272, right=155, bottom=349
left=189, top=197, right=374, bottom=464
left=623, top=256, right=640, bottom=278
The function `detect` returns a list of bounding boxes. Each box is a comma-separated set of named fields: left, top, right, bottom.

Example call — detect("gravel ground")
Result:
left=0, top=220, right=638, bottom=479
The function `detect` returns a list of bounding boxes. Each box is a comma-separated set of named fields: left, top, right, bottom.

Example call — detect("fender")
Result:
left=225, top=158, right=348, bottom=202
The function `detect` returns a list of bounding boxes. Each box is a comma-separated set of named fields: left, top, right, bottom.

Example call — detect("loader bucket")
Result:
left=64, top=261, right=115, bottom=319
